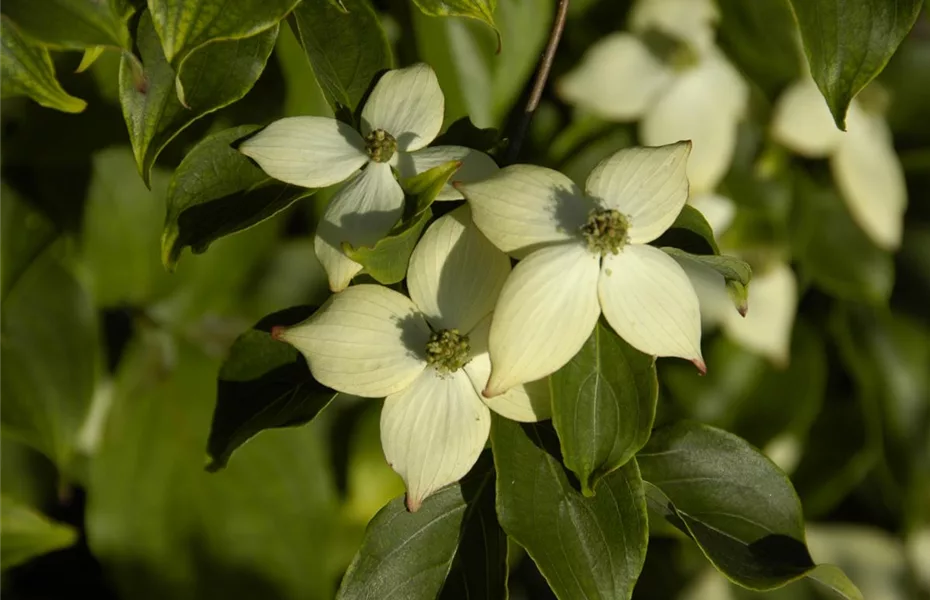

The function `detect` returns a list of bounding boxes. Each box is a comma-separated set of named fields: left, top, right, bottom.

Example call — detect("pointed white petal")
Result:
left=408, top=206, right=511, bottom=334
left=463, top=317, right=551, bottom=422
left=361, top=63, right=444, bottom=152
left=723, top=262, right=797, bottom=366
left=599, top=244, right=703, bottom=366
left=630, top=0, right=719, bottom=56
left=456, top=165, right=592, bottom=257
left=239, top=116, right=368, bottom=188
left=395, top=145, right=499, bottom=201
left=381, top=368, right=490, bottom=511
left=275, top=284, right=429, bottom=397
left=689, top=193, right=736, bottom=237
left=831, top=107, right=907, bottom=250
left=674, top=254, right=732, bottom=327
left=486, top=243, right=601, bottom=395
left=314, top=163, right=405, bottom=291
left=585, top=142, right=691, bottom=244
left=771, top=79, right=844, bottom=158
left=557, top=33, right=673, bottom=120
left=640, top=50, right=748, bottom=193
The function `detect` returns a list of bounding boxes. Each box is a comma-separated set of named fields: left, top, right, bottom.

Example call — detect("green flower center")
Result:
left=581, top=208, right=631, bottom=255
left=365, top=129, right=397, bottom=163
left=641, top=28, right=699, bottom=72
left=425, top=329, right=471, bottom=374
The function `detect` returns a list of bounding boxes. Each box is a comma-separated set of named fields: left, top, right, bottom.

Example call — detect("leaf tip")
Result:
left=160, top=228, right=181, bottom=272
left=204, top=454, right=225, bottom=473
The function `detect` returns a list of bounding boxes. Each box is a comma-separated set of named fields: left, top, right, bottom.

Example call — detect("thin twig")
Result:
left=503, top=0, right=570, bottom=164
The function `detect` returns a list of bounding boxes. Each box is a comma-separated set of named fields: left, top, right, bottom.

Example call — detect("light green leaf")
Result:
left=289, top=0, right=393, bottom=115
left=411, top=0, right=499, bottom=36
left=163, top=125, right=315, bottom=270
left=805, top=564, right=865, bottom=600
left=787, top=0, right=923, bottom=129
left=491, top=417, right=648, bottom=599
left=1, top=0, right=134, bottom=50
left=0, top=183, right=57, bottom=301
left=120, top=10, right=277, bottom=185
left=76, top=46, right=107, bottom=72
left=0, top=495, right=77, bottom=571
left=0, top=17, right=86, bottom=113
left=550, top=320, right=657, bottom=496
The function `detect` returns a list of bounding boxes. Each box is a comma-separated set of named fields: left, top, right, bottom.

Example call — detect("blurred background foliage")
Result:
left=1, top=0, right=928, bottom=598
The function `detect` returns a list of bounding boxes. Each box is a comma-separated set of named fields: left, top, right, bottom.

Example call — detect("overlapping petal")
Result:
left=314, top=162, right=405, bottom=291
left=239, top=116, right=368, bottom=188
left=723, top=261, right=797, bottom=366
left=361, top=63, right=444, bottom=152
left=380, top=368, right=490, bottom=512
left=394, top=145, right=499, bottom=201
left=277, top=284, right=430, bottom=397
left=771, top=78, right=844, bottom=158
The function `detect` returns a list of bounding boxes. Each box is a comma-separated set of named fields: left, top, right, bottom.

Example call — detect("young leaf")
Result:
left=550, top=320, right=657, bottom=496
left=163, top=125, right=315, bottom=270
left=1, top=0, right=134, bottom=50
left=0, top=17, right=87, bottom=113
left=787, top=0, right=923, bottom=129
left=289, top=0, right=393, bottom=115
left=0, top=495, right=77, bottom=570
left=491, top=418, right=648, bottom=599
left=411, top=0, right=499, bottom=42
left=120, top=11, right=277, bottom=185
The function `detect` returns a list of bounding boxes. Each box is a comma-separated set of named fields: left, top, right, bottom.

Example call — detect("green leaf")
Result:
left=787, top=0, right=923, bottom=129
left=289, top=0, right=393, bottom=115
left=163, top=125, right=314, bottom=270
left=491, top=418, right=648, bottom=599
left=206, top=306, right=338, bottom=471
left=338, top=456, right=504, bottom=600
left=1, top=0, right=134, bottom=50
left=0, top=494, right=77, bottom=570
left=805, top=564, right=865, bottom=600
left=666, top=204, right=720, bottom=254
left=120, top=10, right=277, bottom=185
left=76, top=46, right=106, bottom=73
left=663, top=247, right=753, bottom=315
left=0, top=183, right=57, bottom=301
left=411, top=0, right=499, bottom=37
left=550, top=320, right=657, bottom=496
left=0, top=17, right=87, bottom=113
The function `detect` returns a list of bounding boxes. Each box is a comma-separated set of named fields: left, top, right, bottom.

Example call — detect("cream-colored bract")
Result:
left=276, top=207, right=548, bottom=511
left=459, top=142, right=705, bottom=396
left=238, top=63, right=499, bottom=292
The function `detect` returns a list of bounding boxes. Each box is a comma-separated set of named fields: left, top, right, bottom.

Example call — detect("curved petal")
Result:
left=239, top=116, right=368, bottom=188
left=486, top=243, right=601, bottom=396
left=407, top=206, right=511, bottom=334
left=723, top=261, right=797, bottom=367
left=689, top=193, right=736, bottom=237
left=640, top=50, right=748, bottom=194
left=585, top=142, right=691, bottom=244
left=456, top=165, right=592, bottom=257
left=463, top=317, right=552, bottom=422
left=275, top=284, right=429, bottom=397
left=361, top=63, right=444, bottom=152
left=831, top=107, right=907, bottom=250
left=771, top=78, right=843, bottom=158
left=381, top=368, right=490, bottom=512
left=599, top=244, right=703, bottom=366
left=314, top=162, right=405, bottom=291
left=395, top=145, right=499, bottom=201
left=557, top=33, right=673, bottom=120
left=630, top=0, right=719, bottom=56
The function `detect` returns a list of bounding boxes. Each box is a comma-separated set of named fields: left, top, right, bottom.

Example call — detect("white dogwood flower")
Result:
left=239, top=63, right=498, bottom=291
left=272, top=207, right=549, bottom=511
left=457, top=142, right=704, bottom=396
left=771, top=77, right=907, bottom=250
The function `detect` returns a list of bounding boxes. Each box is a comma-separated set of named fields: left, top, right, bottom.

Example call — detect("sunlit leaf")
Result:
left=1, top=0, right=134, bottom=50
left=0, top=495, right=77, bottom=571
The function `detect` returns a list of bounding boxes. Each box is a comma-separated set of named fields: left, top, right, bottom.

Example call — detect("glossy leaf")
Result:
left=120, top=11, right=277, bottom=185
left=491, top=418, right=648, bottom=599
left=0, top=17, right=86, bottom=113
left=0, top=495, right=77, bottom=571
left=206, top=306, right=338, bottom=471
left=411, top=0, right=498, bottom=36
left=163, top=125, right=315, bottom=270
left=550, top=320, right=657, bottom=496
left=0, top=184, right=57, bottom=301
left=289, top=0, right=393, bottom=115
left=1, top=0, right=134, bottom=50
left=787, top=0, right=923, bottom=129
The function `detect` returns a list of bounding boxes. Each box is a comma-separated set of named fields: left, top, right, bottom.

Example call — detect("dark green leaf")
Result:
left=206, top=306, right=338, bottom=471
left=432, top=117, right=500, bottom=152
left=666, top=204, right=720, bottom=254
left=550, top=320, right=657, bottom=496
left=120, top=10, right=277, bottom=185
left=0, top=495, right=77, bottom=570
left=163, top=125, right=314, bottom=270
left=411, top=0, right=499, bottom=36
left=787, top=0, right=923, bottom=129
left=1, top=0, right=134, bottom=50
left=0, top=183, right=57, bottom=301
left=290, top=0, right=393, bottom=115
left=0, top=16, right=86, bottom=113
left=491, top=418, right=648, bottom=599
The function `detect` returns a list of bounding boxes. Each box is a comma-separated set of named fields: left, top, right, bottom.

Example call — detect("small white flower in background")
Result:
left=771, top=76, right=907, bottom=251
left=457, top=141, right=705, bottom=396
left=239, top=63, right=499, bottom=292
left=272, top=207, right=549, bottom=511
